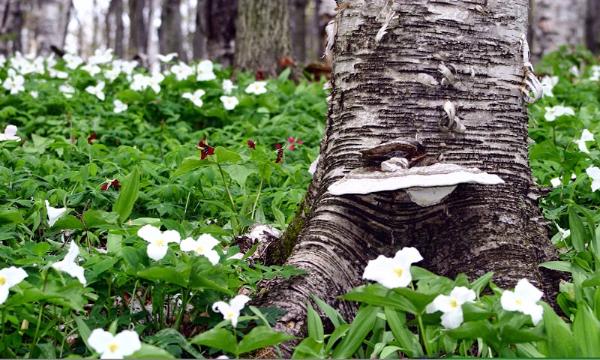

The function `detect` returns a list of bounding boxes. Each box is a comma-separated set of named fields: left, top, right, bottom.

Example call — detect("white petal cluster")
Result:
left=0, top=266, right=28, bottom=304
left=85, top=81, right=106, bottom=101
left=0, top=124, right=20, bottom=142
left=575, top=129, right=595, bottom=153
left=197, top=60, right=216, bottom=81
left=88, top=328, right=141, bottom=359
left=586, top=166, right=600, bottom=191
left=183, top=89, right=206, bottom=108
left=222, top=79, right=236, bottom=94
left=540, top=76, right=558, bottom=97
left=171, top=62, right=195, bottom=81
left=51, top=242, right=86, bottom=285
left=220, top=96, right=239, bottom=110
left=426, top=286, right=476, bottom=329
left=180, top=234, right=221, bottom=265
left=245, top=81, right=267, bottom=95
left=544, top=105, right=574, bottom=122
left=500, top=279, right=544, bottom=325
left=137, top=224, right=181, bottom=261
left=113, top=99, right=128, bottom=114
left=362, top=247, right=423, bottom=288
left=3, top=69, right=25, bottom=94
left=212, top=295, right=251, bottom=327
left=45, top=200, right=67, bottom=227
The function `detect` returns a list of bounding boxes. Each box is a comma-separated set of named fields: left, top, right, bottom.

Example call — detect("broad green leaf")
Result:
left=173, top=157, right=211, bottom=176
left=74, top=316, right=92, bottom=349
left=311, top=295, right=346, bottom=328
left=237, top=326, right=294, bottom=355
left=307, top=303, right=324, bottom=343
left=569, top=207, right=587, bottom=252
left=223, top=164, right=256, bottom=187
left=113, top=167, right=140, bottom=223
left=384, top=307, right=423, bottom=357
left=292, top=338, right=324, bottom=359
left=0, top=208, right=24, bottom=224
left=331, top=306, right=378, bottom=359
left=190, top=328, right=237, bottom=354
left=130, top=344, right=175, bottom=359
left=539, top=261, right=572, bottom=273
left=471, top=272, right=494, bottom=296
left=342, top=285, right=417, bottom=314
left=215, top=147, right=242, bottom=164
left=542, top=303, right=577, bottom=357
left=137, top=264, right=190, bottom=287
left=573, top=303, right=600, bottom=357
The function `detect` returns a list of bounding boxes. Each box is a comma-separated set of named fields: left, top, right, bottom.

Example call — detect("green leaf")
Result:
left=0, top=208, right=24, bottom=224
left=569, top=207, right=587, bottom=252
left=223, top=165, right=256, bottom=187
left=539, top=261, right=572, bottom=273
left=237, top=326, right=294, bottom=355
left=292, top=338, right=324, bottom=359
left=307, top=303, right=324, bottom=343
left=82, top=210, right=118, bottom=228
left=342, top=285, right=418, bottom=314
left=52, top=215, right=84, bottom=230
left=446, top=320, right=493, bottom=342
left=74, top=316, right=92, bottom=350
left=384, top=307, right=423, bottom=357
left=113, top=167, right=141, bottom=223
left=130, top=344, right=175, bottom=359
left=331, top=306, right=378, bottom=359
left=215, top=147, right=242, bottom=164
left=173, top=157, right=211, bottom=176
left=137, top=264, right=190, bottom=287
left=311, top=295, right=346, bottom=328
left=393, top=288, right=437, bottom=313
left=582, top=274, right=600, bottom=287
left=471, top=272, right=494, bottom=296
left=190, top=328, right=237, bottom=354
left=542, top=303, right=577, bottom=357
left=573, top=303, right=600, bottom=357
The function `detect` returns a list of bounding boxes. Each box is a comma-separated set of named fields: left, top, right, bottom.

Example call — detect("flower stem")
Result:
left=216, top=163, right=239, bottom=231
left=251, top=178, right=263, bottom=220
left=417, top=314, right=433, bottom=357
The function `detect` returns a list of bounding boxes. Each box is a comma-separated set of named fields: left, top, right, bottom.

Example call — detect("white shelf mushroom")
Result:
left=328, top=162, right=504, bottom=207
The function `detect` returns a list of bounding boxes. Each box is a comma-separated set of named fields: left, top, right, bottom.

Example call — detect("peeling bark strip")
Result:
left=260, top=0, right=556, bottom=341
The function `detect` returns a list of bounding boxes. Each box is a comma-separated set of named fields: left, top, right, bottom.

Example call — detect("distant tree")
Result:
left=586, top=0, right=600, bottom=53
left=235, top=0, right=291, bottom=75
left=289, top=0, right=308, bottom=63
left=129, top=0, right=148, bottom=57
left=0, top=0, right=24, bottom=55
left=33, top=0, right=71, bottom=55
left=158, top=0, right=186, bottom=60
left=106, top=0, right=125, bottom=58
left=202, top=0, right=237, bottom=66
left=530, top=0, right=587, bottom=61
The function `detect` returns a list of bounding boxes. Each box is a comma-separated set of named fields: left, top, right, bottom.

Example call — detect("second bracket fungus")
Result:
left=328, top=139, right=504, bottom=206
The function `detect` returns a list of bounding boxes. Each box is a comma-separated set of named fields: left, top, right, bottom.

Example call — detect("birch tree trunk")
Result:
left=33, top=0, right=71, bottom=55
left=204, top=0, right=237, bottom=66
left=159, top=0, right=186, bottom=60
left=260, top=0, right=557, bottom=342
left=0, top=0, right=23, bottom=55
left=235, top=0, right=291, bottom=75
left=129, top=0, right=148, bottom=57
left=530, top=0, right=587, bottom=61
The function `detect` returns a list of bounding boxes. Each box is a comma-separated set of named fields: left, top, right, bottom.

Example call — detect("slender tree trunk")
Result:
left=530, top=0, right=587, bottom=61
left=158, top=0, right=186, bottom=60
left=204, top=0, right=237, bottom=66
left=192, top=0, right=206, bottom=59
left=235, top=0, right=291, bottom=75
left=107, top=0, right=125, bottom=57
left=129, top=0, right=147, bottom=57
left=260, top=0, right=557, bottom=344
left=0, top=0, right=23, bottom=55
left=586, top=0, right=600, bottom=53
left=289, top=0, right=308, bottom=63
left=33, top=0, right=71, bottom=55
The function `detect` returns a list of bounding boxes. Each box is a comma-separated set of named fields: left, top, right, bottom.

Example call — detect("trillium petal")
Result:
left=180, top=238, right=197, bottom=252
left=1, top=266, right=28, bottom=287
left=441, top=309, right=464, bottom=329
left=114, top=330, right=142, bottom=356
left=525, top=303, right=544, bottom=325
left=204, top=249, right=220, bottom=265
left=450, top=286, right=476, bottom=304
left=198, top=234, right=220, bottom=249
left=88, top=329, right=114, bottom=354
left=500, top=290, right=520, bottom=312
left=514, top=279, right=543, bottom=302
left=212, top=301, right=230, bottom=314
left=137, top=224, right=162, bottom=242
left=394, top=247, right=423, bottom=265
left=230, top=295, right=251, bottom=312
left=147, top=243, right=168, bottom=261
left=427, top=294, right=453, bottom=313
left=0, top=286, right=9, bottom=305
left=163, top=230, right=181, bottom=244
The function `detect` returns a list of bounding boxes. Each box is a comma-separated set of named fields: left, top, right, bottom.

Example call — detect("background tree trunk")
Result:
left=158, top=0, right=186, bottom=60
left=260, top=0, right=556, bottom=341
left=129, top=0, right=148, bottom=57
left=289, top=0, right=308, bottom=64
left=33, top=0, right=71, bottom=55
left=235, top=0, right=291, bottom=75
left=106, top=0, right=125, bottom=58
left=530, top=0, right=587, bottom=61
left=192, top=0, right=207, bottom=59
left=0, top=0, right=23, bottom=55
left=586, top=0, right=600, bottom=53
left=204, top=0, right=237, bottom=66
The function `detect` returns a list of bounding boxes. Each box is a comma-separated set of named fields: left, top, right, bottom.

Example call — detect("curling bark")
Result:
left=260, top=0, right=557, bottom=343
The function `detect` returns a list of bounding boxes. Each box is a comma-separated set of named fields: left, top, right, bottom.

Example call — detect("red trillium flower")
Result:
left=274, top=143, right=284, bottom=163
left=197, top=139, right=215, bottom=160
left=101, top=179, right=121, bottom=191
left=87, top=132, right=98, bottom=144
left=255, top=70, right=266, bottom=81
left=247, top=139, right=256, bottom=149
left=287, top=137, right=304, bottom=151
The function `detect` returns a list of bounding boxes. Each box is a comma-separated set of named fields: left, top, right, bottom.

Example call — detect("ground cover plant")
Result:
left=1, top=47, right=600, bottom=358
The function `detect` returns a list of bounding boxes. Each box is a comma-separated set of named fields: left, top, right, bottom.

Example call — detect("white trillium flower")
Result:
left=49, top=68, right=68, bottom=79
left=3, top=70, right=25, bottom=94
left=51, top=242, right=86, bottom=285
left=586, top=166, right=600, bottom=192
left=157, top=53, right=178, bottom=63
left=212, top=295, right=251, bottom=327
left=245, top=81, right=267, bottom=95
left=575, top=129, right=595, bottom=154
left=500, top=278, right=544, bottom=325
left=180, top=234, right=220, bottom=265
left=63, top=53, right=84, bottom=70
left=570, top=66, right=580, bottom=77
left=182, top=89, right=206, bottom=108
left=540, top=76, right=558, bottom=98
left=222, top=79, right=236, bottom=94
left=220, top=96, right=239, bottom=110
left=362, top=247, right=423, bottom=289
left=171, top=62, right=194, bottom=81
left=113, top=99, right=128, bottom=114
left=104, top=66, right=122, bottom=82
left=30, top=90, right=38, bottom=98
left=59, top=84, right=75, bottom=98
left=0, top=124, right=20, bottom=142
left=544, top=105, right=574, bottom=122
left=88, top=328, right=141, bottom=359
left=86, top=81, right=106, bottom=101
left=137, top=224, right=181, bottom=261
left=197, top=60, right=216, bottom=81
left=82, top=63, right=102, bottom=76
left=426, top=286, right=476, bottom=329
left=0, top=266, right=28, bottom=304
left=556, top=224, right=571, bottom=240
left=45, top=200, right=67, bottom=227
left=550, top=177, right=561, bottom=188
left=88, top=48, right=114, bottom=65
left=590, top=65, right=600, bottom=81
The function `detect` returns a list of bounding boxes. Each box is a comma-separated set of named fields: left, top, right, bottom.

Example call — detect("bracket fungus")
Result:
left=329, top=139, right=504, bottom=207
